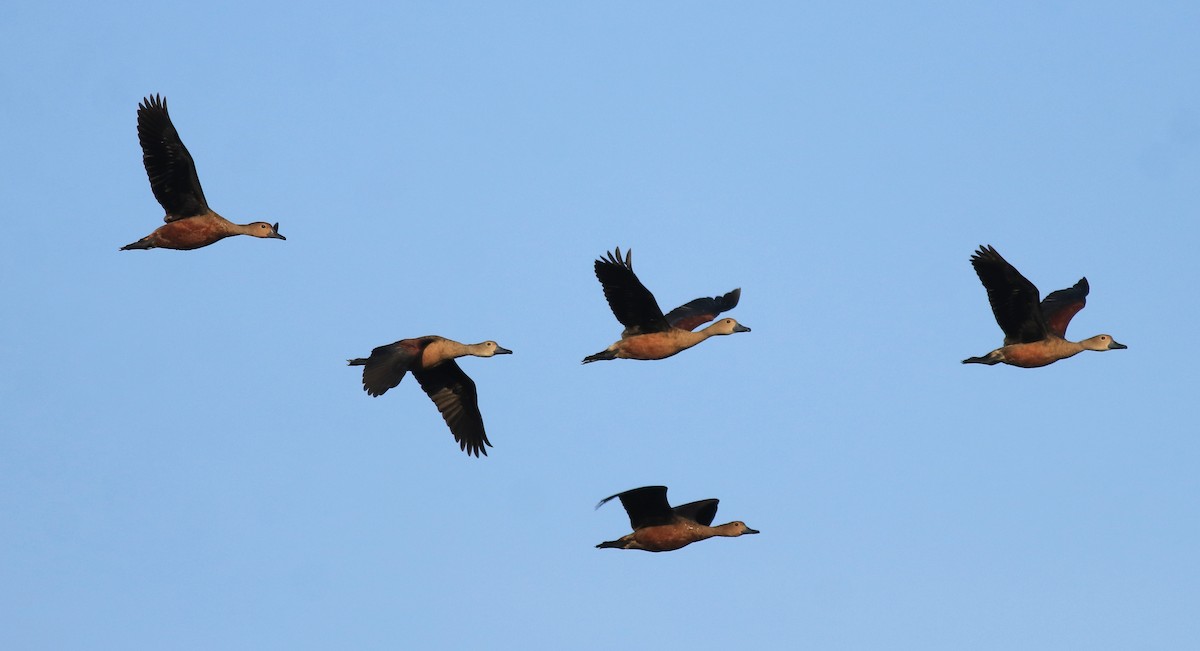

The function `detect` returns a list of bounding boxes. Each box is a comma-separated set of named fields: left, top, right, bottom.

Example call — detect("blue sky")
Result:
left=2, top=2, right=1198, bottom=648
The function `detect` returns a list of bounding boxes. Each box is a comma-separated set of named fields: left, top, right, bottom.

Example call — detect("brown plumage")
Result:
left=963, top=245, right=1126, bottom=368
left=583, top=247, right=750, bottom=363
left=595, top=486, right=759, bottom=552
left=348, top=336, right=511, bottom=457
left=120, top=95, right=285, bottom=251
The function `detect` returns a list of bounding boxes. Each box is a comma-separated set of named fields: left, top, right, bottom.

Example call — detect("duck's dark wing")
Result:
left=969, top=245, right=1047, bottom=344
left=1039, top=277, right=1088, bottom=338
left=347, top=338, right=425, bottom=397
left=137, top=94, right=209, bottom=221
left=665, top=288, right=741, bottom=331
left=672, top=499, right=719, bottom=526
left=413, top=360, right=491, bottom=457
left=594, top=248, right=670, bottom=335
left=596, top=485, right=674, bottom=530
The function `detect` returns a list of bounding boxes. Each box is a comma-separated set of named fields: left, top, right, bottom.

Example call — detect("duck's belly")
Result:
left=619, top=334, right=686, bottom=360
left=634, top=525, right=698, bottom=552
left=1002, top=341, right=1076, bottom=368
left=153, top=219, right=230, bottom=250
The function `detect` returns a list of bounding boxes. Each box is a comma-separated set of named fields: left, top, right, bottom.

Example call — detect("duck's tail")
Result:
left=582, top=349, right=617, bottom=364
left=961, top=354, right=1000, bottom=365
left=119, top=237, right=154, bottom=251
left=595, top=539, right=625, bottom=549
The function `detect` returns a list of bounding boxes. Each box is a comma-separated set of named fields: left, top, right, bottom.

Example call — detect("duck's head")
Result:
left=1082, top=334, right=1126, bottom=351
left=710, top=318, right=751, bottom=335
left=474, top=341, right=513, bottom=357
left=720, top=521, right=760, bottom=536
left=248, top=222, right=286, bottom=240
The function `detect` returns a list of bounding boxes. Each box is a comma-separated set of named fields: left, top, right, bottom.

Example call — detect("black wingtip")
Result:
left=462, top=441, right=492, bottom=458
left=597, top=247, right=632, bottom=269
left=595, top=493, right=621, bottom=510
left=138, top=93, right=167, bottom=114
left=721, top=287, right=742, bottom=310
left=970, top=244, right=1000, bottom=264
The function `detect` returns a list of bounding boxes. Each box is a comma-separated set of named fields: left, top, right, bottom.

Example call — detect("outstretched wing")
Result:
left=1039, top=277, right=1088, bottom=338
left=596, top=485, right=674, bottom=530
left=969, top=245, right=1047, bottom=344
left=594, top=248, right=670, bottom=335
left=413, top=360, right=492, bottom=457
left=348, top=338, right=425, bottom=397
left=672, top=499, right=719, bottom=526
left=137, top=94, right=209, bottom=221
left=665, top=288, right=741, bottom=331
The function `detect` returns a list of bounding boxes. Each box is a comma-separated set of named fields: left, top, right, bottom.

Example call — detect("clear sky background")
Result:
left=2, top=2, right=1197, bottom=649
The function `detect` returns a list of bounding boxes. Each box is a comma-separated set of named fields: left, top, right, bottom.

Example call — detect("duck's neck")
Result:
left=423, top=339, right=465, bottom=365
left=422, top=339, right=490, bottom=366
left=709, top=522, right=745, bottom=538
left=460, top=342, right=495, bottom=357
left=671, top=328, right=713, bottom=350
left=1046, top=337, right=1086, bottom=357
